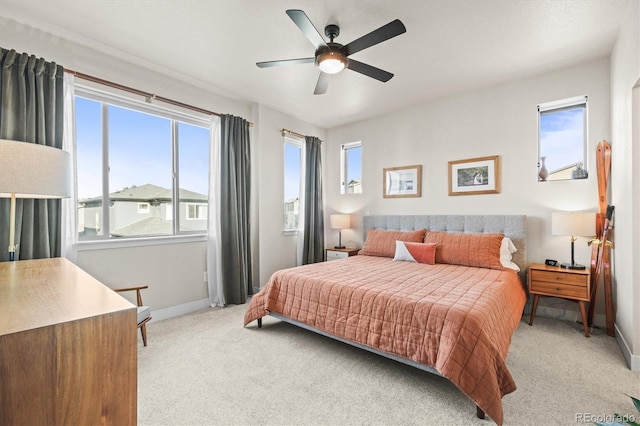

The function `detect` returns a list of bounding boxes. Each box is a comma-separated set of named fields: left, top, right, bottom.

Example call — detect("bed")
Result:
left=244, top=215, right=527, bottom=425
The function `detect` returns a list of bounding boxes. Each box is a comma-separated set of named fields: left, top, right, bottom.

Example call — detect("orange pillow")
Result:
left=359, top=228, right=427, bottom=258
left=393, top=241, right=437, bottom=264
left=423, top=231, right=504, bottom=270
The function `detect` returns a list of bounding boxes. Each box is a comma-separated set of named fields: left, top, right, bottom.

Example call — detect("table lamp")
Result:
left=0, top=139, right=72, bottom=261
left=551, top=211, right=596, bottom=270
left=329, top=214, right=350, bottom=249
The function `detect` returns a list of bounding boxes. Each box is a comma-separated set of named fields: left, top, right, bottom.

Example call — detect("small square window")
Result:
left=138, top=203, right=150, bottom=214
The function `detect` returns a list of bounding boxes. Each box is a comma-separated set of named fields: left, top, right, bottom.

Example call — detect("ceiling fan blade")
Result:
left=256, top=58, right=315, bottom=68
left=286, top=9, right=328, bottom=50
left=344, top=19, right=406, bottom=56
left=314, top=72, right=331, bottom=95
left=346, top=59, right=394, bottom=82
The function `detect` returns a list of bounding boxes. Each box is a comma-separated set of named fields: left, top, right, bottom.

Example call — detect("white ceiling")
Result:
left=0, top=0, right=632, bottom=128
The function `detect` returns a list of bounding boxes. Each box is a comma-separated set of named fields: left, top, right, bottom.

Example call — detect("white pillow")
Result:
left=500, top=237, right=520, bottom=271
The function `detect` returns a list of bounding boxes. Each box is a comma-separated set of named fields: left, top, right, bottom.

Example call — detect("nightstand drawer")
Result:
left=530, top=280, right=589, bottom=300
left=327, top=250, right=349, bottom=260
left=530, top=269, right=587, bottom=287
left=325, top=248, right=359, bottom=261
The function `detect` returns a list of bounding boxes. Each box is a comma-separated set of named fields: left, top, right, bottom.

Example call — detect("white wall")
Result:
left=76, top=240, right=208, bottom=311
left=610, top=0, right=640, bottom=369
left=0, top=17, right=251, bottom=120
left=325, top=58, right=611, bottom=325
left=255, top=105, right=326, bottom=286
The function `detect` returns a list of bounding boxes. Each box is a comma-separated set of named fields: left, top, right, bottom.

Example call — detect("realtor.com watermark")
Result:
left=575, top=412, right=637, bottom=423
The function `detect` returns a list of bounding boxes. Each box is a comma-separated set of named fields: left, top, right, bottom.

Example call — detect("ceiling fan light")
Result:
left=316, top=52, right=347, bottom=74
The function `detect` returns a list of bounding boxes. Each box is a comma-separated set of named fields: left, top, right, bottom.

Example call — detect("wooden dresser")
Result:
left=0, top=258, right=137, bottom=425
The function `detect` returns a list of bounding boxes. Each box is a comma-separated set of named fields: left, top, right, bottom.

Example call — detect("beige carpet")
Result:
left=138, top=304, right=639, bottom=426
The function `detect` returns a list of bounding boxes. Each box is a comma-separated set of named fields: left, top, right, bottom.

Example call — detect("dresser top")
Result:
left=0, top=258, right=135, bottom=336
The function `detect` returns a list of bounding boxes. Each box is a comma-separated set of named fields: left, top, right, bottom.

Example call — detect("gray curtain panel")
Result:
left=219, top=114, right=253, bottom=304
left=0, top=48, right=64, bottom=261
left=302, top=136, right=324, bottom=264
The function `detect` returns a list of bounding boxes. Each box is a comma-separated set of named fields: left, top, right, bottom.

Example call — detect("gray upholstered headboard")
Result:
left=363, top=215, right=528, bottom=272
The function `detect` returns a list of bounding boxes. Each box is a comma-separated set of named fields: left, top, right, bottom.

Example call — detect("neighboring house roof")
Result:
left=80, top=183, right=207, bottom=205
left=547, top=163, right=587, bottom=181
left=111, top=216, right=198, bottom=237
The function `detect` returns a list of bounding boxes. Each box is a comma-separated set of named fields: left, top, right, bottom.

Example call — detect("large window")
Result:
left=283, top=137, right=302, bottom=232
left=538, top=96, right=588, bottom=181
left=340, top=141, right=362, bottom=194
left=75, top=87, right=210, bottom=240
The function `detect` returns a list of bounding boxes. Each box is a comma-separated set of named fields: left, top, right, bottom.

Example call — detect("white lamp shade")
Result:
left=551, top=211, right=596, bottom=237
left=330, top=214, right=351, bottom=230
left=0, top=139, right=72, bottom=199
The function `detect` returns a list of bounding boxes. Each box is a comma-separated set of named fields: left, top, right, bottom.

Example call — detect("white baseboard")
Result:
left=615, top=324, right=640, bottom=372
left=150, top=298, right=210, bottom=322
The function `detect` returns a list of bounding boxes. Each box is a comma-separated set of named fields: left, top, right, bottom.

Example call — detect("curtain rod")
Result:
left=281, top=128, right=323, bottom=143
left=64, top=68, right=253, bottom=126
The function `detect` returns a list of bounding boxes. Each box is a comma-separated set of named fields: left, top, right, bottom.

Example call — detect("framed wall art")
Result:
left=448, top=155, right=500, bottom=196
left=383, top=165, right=422, bottom=198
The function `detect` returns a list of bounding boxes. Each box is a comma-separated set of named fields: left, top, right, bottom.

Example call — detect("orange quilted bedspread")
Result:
left=244, top=255, right=526, bottom=425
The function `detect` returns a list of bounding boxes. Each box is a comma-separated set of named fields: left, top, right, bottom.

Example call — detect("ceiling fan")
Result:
left=257, top=9, right=406, bottom=95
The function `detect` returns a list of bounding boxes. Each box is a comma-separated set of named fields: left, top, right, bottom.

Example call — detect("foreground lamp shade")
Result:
left=0, top=139, right=72, bottom=261
left=330, top=214, right=351, bottom=249
left=551, top=211, right=596, bottom=270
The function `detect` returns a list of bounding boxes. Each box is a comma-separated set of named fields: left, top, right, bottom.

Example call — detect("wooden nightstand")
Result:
left=326, top=248, right=359, bottom=261
left=528, top=263, right=591, bottom=337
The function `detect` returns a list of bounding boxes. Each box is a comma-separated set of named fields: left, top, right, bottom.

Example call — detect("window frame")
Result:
left=283, top=136, right=303, bottom=235
left=74, top=85, right=210, bottom=242
left=340, top=141, right=362, bottom=194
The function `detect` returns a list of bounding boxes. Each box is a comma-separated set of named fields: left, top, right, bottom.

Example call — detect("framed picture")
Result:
left=383, top=165, right=422, bottom=198
left=448, top=155, right=500, bottom=196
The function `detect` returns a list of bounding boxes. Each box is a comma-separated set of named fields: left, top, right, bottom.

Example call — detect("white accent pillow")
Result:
left=500, top=237, right=520, bottom=271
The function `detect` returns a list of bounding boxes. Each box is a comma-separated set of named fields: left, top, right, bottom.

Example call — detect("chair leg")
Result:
left=140, top=324, right=148, bottom=347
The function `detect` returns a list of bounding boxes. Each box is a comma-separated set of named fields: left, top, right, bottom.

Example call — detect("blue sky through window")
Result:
left=346, top=145, right=362, bottom=185
left=178, top=122, right=209, bottom=195
left=108, top=104, right=172, bottom=197
left=75, top=97, right=209, bottom=200
left=539, top=107, right=585, bottom=173
left=284, top=143, right=301, bottom=201
left=75, top=97, right=102, bottom=199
